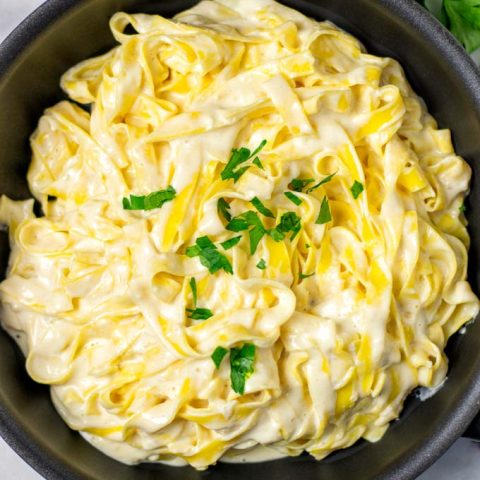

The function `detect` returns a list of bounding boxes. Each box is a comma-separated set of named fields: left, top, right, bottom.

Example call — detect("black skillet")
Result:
left=1, top=0, right=480, bottom=478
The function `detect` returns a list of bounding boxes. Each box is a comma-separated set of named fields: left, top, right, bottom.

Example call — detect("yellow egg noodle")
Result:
left=0, top=0, right=478, bottom=470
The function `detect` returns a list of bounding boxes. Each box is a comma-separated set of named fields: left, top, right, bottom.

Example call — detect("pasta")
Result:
left=0, top=0, right=478, bottom=470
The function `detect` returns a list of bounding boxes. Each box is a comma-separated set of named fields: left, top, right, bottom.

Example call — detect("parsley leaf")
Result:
left=444, top=0, right=480, bottom=52
left=268, top=228, right=285, bottom=242
left=249, top=226, right=266, bottom=254
left=227, top=211, right=262, bottom=231
left=351, top=180, right=364, bottom=199
left=284, top=191, right=303, bottom=206
left=252, top=157, right=264, bottom=170
left=251, top=197, right=275, bottom=218
left=270, top=212, right=302, bottom=241
left=307, top=172, right=337, bottom=193
left=220, top=236, right=242, bottom=250
left=230, top=343, right=256, bottom=394
left=289, top=178, right=315, bottom=192
left=299, top=271, right=315, bottom=280
left=256, top=259, right=267, bottom=270
left=460, top=202, right=467, bottom=213
left=187, top=308, right=214, bottom=320
left=221, top=140, right=267, bottom=183
left=186, top=236, right=233, bottom=274
left=212, top=346, right=229, bottom=368
left=316, top=196, right=332, bottom=224
left=227, top=211, right=266, bottom=254
left=189, top=278, right=197, bottom=307
left=217, top=198, right=232, bottom=222
left=417, top=0, right=480, bottom=52
left=226, top=217, right=250, bottom=232
left=122, top=186, right=176, bottom=211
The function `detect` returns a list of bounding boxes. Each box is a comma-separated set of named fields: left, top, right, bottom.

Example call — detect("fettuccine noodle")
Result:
left=0, top=0, right=478, bottom=470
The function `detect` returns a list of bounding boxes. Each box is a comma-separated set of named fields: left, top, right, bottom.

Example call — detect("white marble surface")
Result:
left=0, top=1, right=479, bottom=479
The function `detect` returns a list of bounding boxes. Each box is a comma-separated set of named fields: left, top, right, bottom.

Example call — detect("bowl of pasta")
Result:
left=1, top=0, right=480, bottom=479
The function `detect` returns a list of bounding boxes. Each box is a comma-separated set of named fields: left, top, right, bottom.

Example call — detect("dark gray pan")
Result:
left=1, top=1, right=480, bottom=479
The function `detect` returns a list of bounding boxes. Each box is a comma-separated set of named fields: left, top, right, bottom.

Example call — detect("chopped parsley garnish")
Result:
left=306, top=172, right=337, bottom=193
left=211, top=343, right=257, bottom=393
left=211, top=346, right=229, bottom=369
left=256, top=259, right=267, bottom=270
left=220, top=236, right=242, bottom=250
left=221, top=139, right=267, bottom=183
left=270, top=211, right=302, bottom=241
left=289, top=178, right=315, bottom=192
left=227, top=211, right=266, bottom=254
left=316, top=196, right=332, bottom=224
left=122, top=185, right=176, bottom=211
left=217, top=198, right=232, bottom=222
left=252, top=157, right=264, bottom=170
left=187, top=308, right=214, bottom=320
left=251, top=197, right=275, bottom=218
left=230, top=343, right=256, bottom=394
left=350, top=180, right=364, bottom=199
left=186, top=236, right=233, bottom=274
left=299, top=271, right=315, bottom=280
left=269, top=228, right=286, bottom=242
left=189, top=278, right=197, bottom=306
left=459, top=202, right=467, bottom=213
left=249, top=225, right=266, bottom=254
left=284, top=191, right=303, bottom=206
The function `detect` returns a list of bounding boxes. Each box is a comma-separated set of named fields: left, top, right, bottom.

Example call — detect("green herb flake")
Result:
left=251, top=197, right=275, bottom=218
left=220, top=236, right=242, bottom=250
left=306, top=172, right=337, bottom=193
left=211, top=346, right=229, bottom=369
left=186, top=236, right=233, bottom=274
left=221, top=140, right=267, bottom=183
left=289, top=178, right=315, bottom=192
left=187, top=308, right=214, bottom=320
left=249, top=226, right=266, bottom=254
left=299, top=271, right=315, bottom=280
left=270, top=211, right=302, bottom=241
left=284, top=191, right=303, bottom=206
left=268, top=228, right=285, bottom=242
left=350, top=180, right=364, bottom=199
left=316, top=196, right=332, bottom=224
left=227, top=211, right=263, bottom=231
left=256, top=259, right=267, bottom=270
left=252, top=157, right=264, bottom=170
left=230, top=343, right=256, bottom=394
left=227, top=211, right=266, bottom=254
left=459, top=202, right=467, bottom=213
left=290, top=223, right=301, bottom=241
left=122, top=185, right=176, bottom=211
left=217, top=198, right=232, bottom=222
left=189, top=278, right=197, bottom=307
left=226, top=217, right=250, bottom=232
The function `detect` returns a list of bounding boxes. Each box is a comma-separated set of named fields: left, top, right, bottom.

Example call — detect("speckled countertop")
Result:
left=0, top=1, right=478, bottom=479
